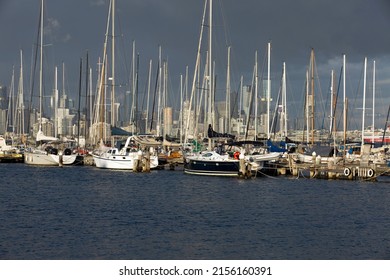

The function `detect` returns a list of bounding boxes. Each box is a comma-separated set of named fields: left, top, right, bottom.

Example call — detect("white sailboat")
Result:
left=93, top=136, right=159, bottom=170
left=91, top=0, right=160, bottom=170
left=24, top=0, right=76, bottom=166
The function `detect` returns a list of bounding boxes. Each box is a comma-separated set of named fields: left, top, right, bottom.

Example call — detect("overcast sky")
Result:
left=1, top=0, right=389, bottom=128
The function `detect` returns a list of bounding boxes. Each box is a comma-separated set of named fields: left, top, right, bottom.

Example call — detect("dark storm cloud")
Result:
left=0, top=0, right=389, bottom=115
left=1, top=0, right=389, bottom=69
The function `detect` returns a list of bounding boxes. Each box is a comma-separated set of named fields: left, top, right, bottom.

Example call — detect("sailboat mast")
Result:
left=372, top=60, right=376, bottom=144
left=267, top=42, right=271, bottom=139
left=39, top=0, right=44, bottom=130
left=329, top=70, right=334, bottom=135
left=208, top=0, right=213, bottom=126
left=18, top=49, right=25, bottom=136
left=207, top=0, right=213, bottom=150
left=330, top=69, right=337, bottom=157
left=343, top=54, right=347, bottom=153
left=184, top=0, right=207, bottom=144
left=361, top=57, right=367, bottom=146
left=146, top=59, right=152, bottom=134
left=130, top=40, right=136, bottom=134
left=77, top=58, right=83, bottom=147
left=282, top=62, right=287, bottom=138
left=180, top=73, right=183, bottom=143
left=111, top=0, right=115, bottom=128
left=305, top=70, right=309, bottom=143
left=54, top=66, right=58, bottom=138
left=97, top=0, right=112, bottom=143
left=254, top=51, right=258, bottom=138
left=157, top=45, right=162, bottom=136
left=310, top=49, right=315, bottom=145
left=225, top=46, right=231, bottom=134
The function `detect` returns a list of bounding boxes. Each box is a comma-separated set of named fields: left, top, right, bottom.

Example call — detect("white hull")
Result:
left=24, top=151, right=77, bottom=166
left=245, top=152, right=280, bottom=172
left=93, top=153, right=159, bottom=170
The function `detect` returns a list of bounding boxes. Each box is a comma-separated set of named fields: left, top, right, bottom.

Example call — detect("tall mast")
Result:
left=146, top=59, right=152, bottom=134
left=54, top=66, right=58, bottom=138
left=130, top=40, right=136, bottom=133
left=207, top=0, right=213, bottom=150
left=254, top=50, right=258, bottom=138
left=157, top=45, right=162, bottom=136
left=184, top=0, right=207, bottom=144
left=111, top=0, right=115, bottom=128
left=372, top=60, right=376, bottom=144
left=329, top=69, right=334, bottom=136
left=180, top=73, right=183, bottom=143
left=310, top=48, right=315, bottom=145
left=77, top=58, right=83, bottom=147
left=343, top=54, right=347, bottom=153
left=281, top=62, right=287, bottom=138
left=17, top=49, right=25, bottom=136
left=267, top=42, right=271, bottom=139
left=330, top=69, right=337, bottom=157
left=85, top=51, right=89, bottom=145
left=361, top=57, right=367, bottom=146
left=39, top=0, right=44, bottom=131
left=305, top=70, right=309, bottom=143
left=225, top=46, right=231, bottom=134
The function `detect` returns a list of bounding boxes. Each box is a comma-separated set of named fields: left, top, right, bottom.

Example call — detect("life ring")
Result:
left=233, top=151, right=240, bottom=160
left=343, top=167, right=351, bottom=177
left=367, top=168, right=375, bottom=178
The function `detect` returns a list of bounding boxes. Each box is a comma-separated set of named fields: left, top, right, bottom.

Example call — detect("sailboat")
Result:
left=24, top=0, right=76, bottom=166
left=91, top=0, right=159, bottom=170
left=93, top=136, right=159, bottom=170
left=183, top=0, right=241, bottom=176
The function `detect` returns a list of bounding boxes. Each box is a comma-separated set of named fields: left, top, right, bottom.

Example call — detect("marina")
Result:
left=1, top=0, right=390, bottom=270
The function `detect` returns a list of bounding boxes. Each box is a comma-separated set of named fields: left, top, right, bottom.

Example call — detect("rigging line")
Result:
left=346, top=66, right=359, bottom=130
left=270, top=72, right=283, bottom=138
left=140, top=64, right=150, bottom=115
left=150, top=60, right=160, bottom=131
left=349, top=59, right=365, bottom=131
left=256, top=170, right=280, bottom=179
left=313, top=54, right=328, bottom=131
left=218, top=0, right=232, bottom=48
left=115, top=11, right=130, bottom=81
left=335, top=65, right=343, bottom=133
left=230, top=82, right=240, bottom=120
left=244, top=65, right=256, bottom=140
left=321, top=74, right=332, bottom=131
left=27, top=6, right=42, bottom=138
left=382, top=103, right=390, bottom=146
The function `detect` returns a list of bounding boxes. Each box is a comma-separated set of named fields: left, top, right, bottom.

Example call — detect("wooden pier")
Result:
left=276, top=154, right=390, bottom=181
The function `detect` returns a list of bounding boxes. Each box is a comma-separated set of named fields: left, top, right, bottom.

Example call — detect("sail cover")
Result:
left=207, top=124, right=235, bottom=139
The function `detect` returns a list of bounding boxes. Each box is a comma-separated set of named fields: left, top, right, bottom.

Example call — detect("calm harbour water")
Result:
left=1, top=163, right=390, bottom=260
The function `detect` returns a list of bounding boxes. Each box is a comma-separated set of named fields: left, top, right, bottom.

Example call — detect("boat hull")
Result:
left=184, top=158, right=240, bottom=176
left=93, top=154, right=159, bottom=170
left=24, top=151, right=77, bottom=166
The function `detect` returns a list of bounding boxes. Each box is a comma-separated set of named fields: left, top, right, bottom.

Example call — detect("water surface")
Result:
left=1, top=164, right=389, bottom=259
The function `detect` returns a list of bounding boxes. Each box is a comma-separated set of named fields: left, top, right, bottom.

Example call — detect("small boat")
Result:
left=24, top=146, right=76, bottom=166
left=0, top=136, right=24, bottom=163
left=184, top=150, right=240, bottom=176
left=24, top=134, right=77, bottom=166
left=92, top=136, right=159, bottom=170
